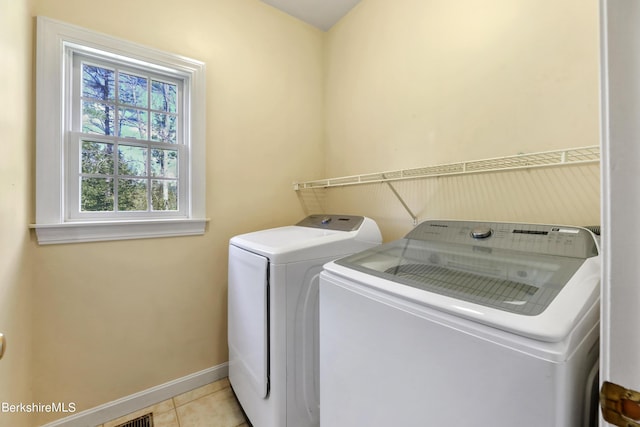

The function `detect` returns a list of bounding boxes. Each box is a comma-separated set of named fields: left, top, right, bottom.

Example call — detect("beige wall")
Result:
left=319, top=0, right=601, bottom=240
left=1, top=0, right=603, bottom=425
left=29, top=0, right=324, bottom=424
left=0, top=0, right=34, bottom=426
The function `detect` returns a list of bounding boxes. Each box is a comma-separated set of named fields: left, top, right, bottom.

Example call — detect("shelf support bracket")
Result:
left=383, top=176, right=418, bottom=226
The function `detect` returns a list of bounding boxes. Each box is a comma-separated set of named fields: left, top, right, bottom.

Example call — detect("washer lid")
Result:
left=334, top=220, right=599, bottom=316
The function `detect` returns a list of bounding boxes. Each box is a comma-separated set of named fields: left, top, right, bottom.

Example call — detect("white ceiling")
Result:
left=260, top=0, right=362, bottom=31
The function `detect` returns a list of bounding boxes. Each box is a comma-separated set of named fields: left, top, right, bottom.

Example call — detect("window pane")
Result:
left=151, top=180, right=178, bottom=211
left=151, top=113, right=177, bottom=143
left=118, top=178, right=148, bottom=211
left=151, top=80, right=177, bottom=113
left=119, top=72, right=148, bottom=108
left=82, top=141, right=114, bottom=175
left=83, top=101, right=115, bottom=135
left=118, top=145, right=147, bottom=176
left=82, top=64, right=115, bottom=101
left=81, top=177, right=114, bottom=211
left=118, top=108, right=148, bottom=140
left=151, top=149, right=178, bottom=178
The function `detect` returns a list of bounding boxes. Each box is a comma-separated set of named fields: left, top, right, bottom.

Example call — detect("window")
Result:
left=33, top=17, right=207, bottom=244
left=70, top=56, right=184, bottom=217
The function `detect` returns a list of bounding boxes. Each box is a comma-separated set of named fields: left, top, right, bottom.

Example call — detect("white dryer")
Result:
left=320, top=220, right=600, bottom=427
left=228, top=215, right=382, bottom=427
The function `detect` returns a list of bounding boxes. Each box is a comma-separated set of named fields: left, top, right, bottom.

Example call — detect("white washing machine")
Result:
left=228, top=215, right=382, bottom=427
left=319, top=220, right=600, bottom=427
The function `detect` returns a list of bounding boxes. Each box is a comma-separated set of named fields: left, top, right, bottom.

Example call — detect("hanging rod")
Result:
left=293, top=145, right=600, bottom=191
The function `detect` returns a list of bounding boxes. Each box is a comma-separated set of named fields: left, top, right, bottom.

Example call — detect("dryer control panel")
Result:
left=296, top=215, right=364, bottom=232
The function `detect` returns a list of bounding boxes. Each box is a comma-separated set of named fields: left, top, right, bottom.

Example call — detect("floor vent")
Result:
left=114, top=413, right=154, bottom=427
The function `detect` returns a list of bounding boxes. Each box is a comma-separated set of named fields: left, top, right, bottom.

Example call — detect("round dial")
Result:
left=470, top=226, right=492, bottom=239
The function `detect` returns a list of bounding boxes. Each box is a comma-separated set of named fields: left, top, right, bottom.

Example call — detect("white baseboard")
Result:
left=40, top=363, right=229, bottom=427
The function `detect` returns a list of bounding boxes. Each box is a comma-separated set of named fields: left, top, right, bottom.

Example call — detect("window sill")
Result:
left=30, top=218, right=209, bottom=245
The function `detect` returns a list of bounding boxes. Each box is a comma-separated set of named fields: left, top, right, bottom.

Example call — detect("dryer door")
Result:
left=228, top=245, right=269, bottom=398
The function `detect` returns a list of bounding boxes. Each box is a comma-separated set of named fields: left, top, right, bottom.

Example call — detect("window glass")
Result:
left=74, top=56, right=183, bottom=216
left=152, top=180, right=178, bottom=211
left=118, top=72, right=148, bottom=108
left=81, top=177, right=114, bottom=212
left=82, top=64, right=115, bottom=101
left=82, top=141, right=114, bottom=174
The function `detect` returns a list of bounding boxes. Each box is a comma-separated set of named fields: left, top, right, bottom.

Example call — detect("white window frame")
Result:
left=33, top=17, right=207, bottom=244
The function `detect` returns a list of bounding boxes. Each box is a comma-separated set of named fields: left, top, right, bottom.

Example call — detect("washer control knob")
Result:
left=321, top=216, right=332, bottom=225
left=471, top=226, right=492, bottom=239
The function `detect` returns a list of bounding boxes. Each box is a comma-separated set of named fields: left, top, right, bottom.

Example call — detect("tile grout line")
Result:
left=174, top=385, right=229, bottom=408
left=172, top=397, right=182, bottom=427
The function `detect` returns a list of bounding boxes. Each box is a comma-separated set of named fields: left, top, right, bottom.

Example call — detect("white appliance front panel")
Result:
left=320, top=271, right=598, bottom=427
left=228, top=245, right=269, bottom=398
left=286, top=261, right=324, bottom=427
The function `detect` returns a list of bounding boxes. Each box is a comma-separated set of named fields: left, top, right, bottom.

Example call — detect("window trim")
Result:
left=33, top=16, right=207, bottom=244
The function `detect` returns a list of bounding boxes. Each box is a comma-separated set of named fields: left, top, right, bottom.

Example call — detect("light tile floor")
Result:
left=97, top=378, right=249, bottom=427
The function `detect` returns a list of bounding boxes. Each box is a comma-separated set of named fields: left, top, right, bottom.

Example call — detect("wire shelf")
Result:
left=293, top=145, right=600, bottom=190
